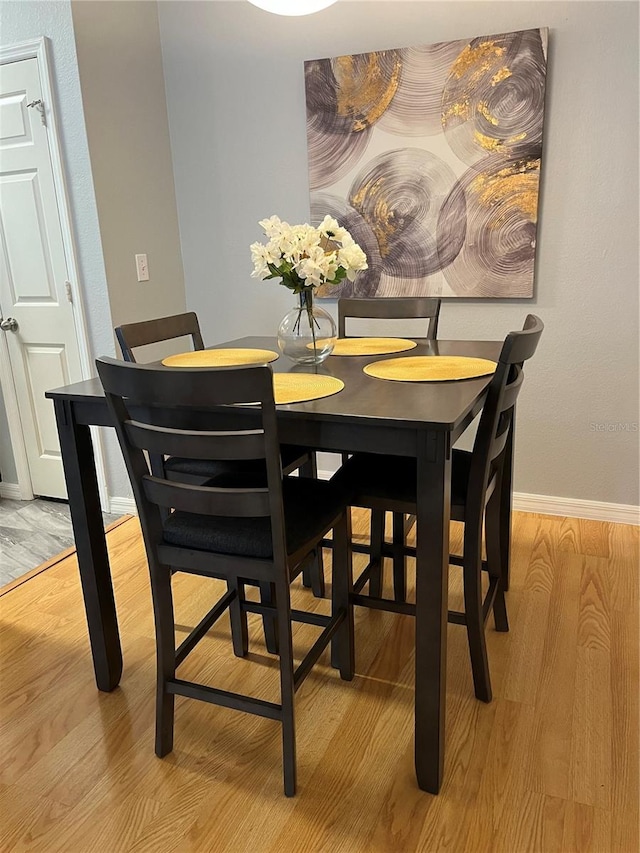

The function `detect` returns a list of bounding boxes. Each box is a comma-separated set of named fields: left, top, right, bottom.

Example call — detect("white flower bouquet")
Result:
left=250, top=215, right=368, bottom=293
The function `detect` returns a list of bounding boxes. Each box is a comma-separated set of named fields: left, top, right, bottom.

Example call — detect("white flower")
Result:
left=258, top=215, right=287, bottom=238
left=338, top=243, right=368, bottom=280
left=250, top=242, right=270, bottom=278
left=251, top=214, right=367, bottom=291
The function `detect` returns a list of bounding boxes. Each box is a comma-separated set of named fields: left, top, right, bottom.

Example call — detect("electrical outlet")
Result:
left=135, top=254, right=149, bottom=282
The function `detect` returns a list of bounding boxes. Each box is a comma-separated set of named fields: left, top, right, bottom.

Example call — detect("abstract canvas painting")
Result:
left=304, top=28, right=548, bottom=299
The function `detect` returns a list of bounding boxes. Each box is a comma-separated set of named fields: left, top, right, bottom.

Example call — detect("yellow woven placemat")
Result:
left=274, top=373, right=344, bottom=404
left=330, top=337, right=417, bottom=356
left=161, top=348, right=279, bottom=367
left=363, top=355, right=497, bottom=382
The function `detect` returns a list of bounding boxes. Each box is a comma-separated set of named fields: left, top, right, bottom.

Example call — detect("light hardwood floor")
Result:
left=0, top=510, right=637, bottom=852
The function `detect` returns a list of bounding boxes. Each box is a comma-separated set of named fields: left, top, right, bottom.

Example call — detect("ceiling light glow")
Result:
left=247, top=0, right=338, bottom=16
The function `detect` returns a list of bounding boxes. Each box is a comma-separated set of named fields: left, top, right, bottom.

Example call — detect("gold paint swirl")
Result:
left=350, top=179, right=396, bottom=258
left=491, top=66, right=512, bottom=86
left=476, top=101, right=499, bottom=125
left=451, top=41, right=505, bottom=84
left=470, top=159, right=541, bottom=223
left=333, top=52, right=402, bottom=132
left=442, top=99, right=470, bottom=123
left=474, top=131, right=504, bottom=151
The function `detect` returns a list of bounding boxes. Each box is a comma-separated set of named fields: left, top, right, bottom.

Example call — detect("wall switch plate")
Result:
left=135, top=254, right=149, bottom=282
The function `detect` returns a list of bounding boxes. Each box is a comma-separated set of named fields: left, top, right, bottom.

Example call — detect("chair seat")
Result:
left=163, top=476, right=346, bottom=559
left=334, top=449, right=474, bottom=515
left=164, top=443, right=309, bottom=480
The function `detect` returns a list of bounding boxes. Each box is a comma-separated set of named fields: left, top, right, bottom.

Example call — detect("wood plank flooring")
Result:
left=0, top=510, right=637, bottom=852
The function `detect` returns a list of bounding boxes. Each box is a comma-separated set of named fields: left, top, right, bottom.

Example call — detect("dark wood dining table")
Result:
left=46, top=335, right=509, bottom=795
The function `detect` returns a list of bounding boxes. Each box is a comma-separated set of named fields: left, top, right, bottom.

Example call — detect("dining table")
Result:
left=45, top=334, right=510, bottom=795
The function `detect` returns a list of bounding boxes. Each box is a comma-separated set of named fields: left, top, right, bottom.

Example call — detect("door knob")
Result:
left=0, top=317, right=18, bottom=332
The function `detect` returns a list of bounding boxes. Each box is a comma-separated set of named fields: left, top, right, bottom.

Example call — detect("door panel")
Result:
left=0, top=56, right=83, bottom=497
left=1, top=171, right=58, bottom=300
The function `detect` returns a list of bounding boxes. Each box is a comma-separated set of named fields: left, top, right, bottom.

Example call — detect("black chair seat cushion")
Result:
left=333, top=450, right=474, bottom=511
left=163, top=476, right=346, bottom=559
left=164, top=443, right=308, bottom=480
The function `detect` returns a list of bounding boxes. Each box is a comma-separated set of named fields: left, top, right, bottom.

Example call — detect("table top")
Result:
left=46, top=336, right=502, bottom=433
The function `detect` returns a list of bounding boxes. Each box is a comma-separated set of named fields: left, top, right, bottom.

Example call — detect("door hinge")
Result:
left=27, top=98, right=47, bottom=127
left=65, top=281, right=73, bottom=303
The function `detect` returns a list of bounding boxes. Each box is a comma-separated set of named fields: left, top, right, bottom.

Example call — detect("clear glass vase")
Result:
left=277, top=290, right=337, bottom=365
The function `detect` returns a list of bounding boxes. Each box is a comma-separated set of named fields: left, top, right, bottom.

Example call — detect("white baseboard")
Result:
left=512, top=492, right=639, bottom=526
left=109, top=482, right=639, bottom=528
left=317, top=468, right=638, bottom=526
left=0, top=482, right=24, bottom=500
left=109, top=496, right=137, bottom=516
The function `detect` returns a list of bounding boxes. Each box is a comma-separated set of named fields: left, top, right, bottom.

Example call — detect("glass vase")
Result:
left=277, top=290, right=337, bottom=365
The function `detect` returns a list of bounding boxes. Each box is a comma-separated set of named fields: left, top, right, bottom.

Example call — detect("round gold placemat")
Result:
left=330, top=337, right=417, bottom=356
left=363, top=355, right=497, bottom=382
left=161, top=348, right=279, bottom=368
left=274, top=373, right=344, bottom=404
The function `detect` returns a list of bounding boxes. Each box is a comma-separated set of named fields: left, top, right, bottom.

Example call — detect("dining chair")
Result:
left=337, top=296, right=441, bottom=600
left=96, top=357, right=355, bottom=796
left=332, top=314, right=544, bottom=702
left=115, top=312, right=326, bottom=599
left=338, top=296, right=441, bottom=339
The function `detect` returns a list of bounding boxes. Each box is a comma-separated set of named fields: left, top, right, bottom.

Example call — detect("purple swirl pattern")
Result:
left=440, top=155, right=541, bottom=297
left=442, top=29, right=547, bottom=166
left=378, top=41, right=467, bottom=137
left=347, top=148, right=465, bottom=279
left=305, top=51, right=402, bottom=190
left=305, top=28, right=547, bottom=299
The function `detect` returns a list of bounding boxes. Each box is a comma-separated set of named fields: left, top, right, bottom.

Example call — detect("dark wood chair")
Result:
left=338, top=296, right=441, bottom=339
left=96, top=357, right=355, bottom=796
left=114, top=312, right=325, bottom=599
left=337, top=297, right=441, bottom=600
left=332, top=315, right=544, bottom=702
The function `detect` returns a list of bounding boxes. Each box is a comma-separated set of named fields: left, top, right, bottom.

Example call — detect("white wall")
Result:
left=159, top=0, right=639, bottom=508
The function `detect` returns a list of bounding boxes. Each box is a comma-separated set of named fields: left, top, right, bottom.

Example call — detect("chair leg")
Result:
left=463, top=539, right=492, bottom=703
left=330, top=512, right=355, bottom=680
left=392, top=512, right=407, bottom=603
left=151, top=566, right=176, bottom=757
left=368, top=509, right=385, bottom=597
left=303, top=548, right=326, bottom=598
left=274, top=577, right=297, bottom=797
left=299, top=453, right=326, bottom=598
left=485, top=495, right=509, bottom=633
left=259, top=581, right=279, bottom=655
left=228, top=579, right=249, bottom=657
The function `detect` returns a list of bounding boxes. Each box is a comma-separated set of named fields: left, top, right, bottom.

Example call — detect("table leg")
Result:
left=55, top=399, right=122, bottom=691
left=415, top=431, right=451, bottom=794
left=501, top=416, right=514, bottom=591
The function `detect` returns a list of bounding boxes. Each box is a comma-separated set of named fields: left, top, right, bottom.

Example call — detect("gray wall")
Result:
left=159, top=0, right=639, bottom=506
left=0, top=0, right=117, bottom=493
left=71, top=1, right=186, bottom=333
left=1, top=0, right=187, bottom=501
left=72, top=0, right=188, bottom=499
left=0, top=386, right=17, bottom=485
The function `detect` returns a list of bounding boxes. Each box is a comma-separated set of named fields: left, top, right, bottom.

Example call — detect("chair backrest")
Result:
left=338, top=297, right=441, bottom=339
left=115, top=312, right=204, bottom=363
left=95, top=357, right=287, bottom=573
left=467, top=314, right=544, bottom=514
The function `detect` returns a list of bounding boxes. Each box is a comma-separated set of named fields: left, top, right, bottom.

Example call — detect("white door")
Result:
left=0, top=56, right=84, bottom=498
